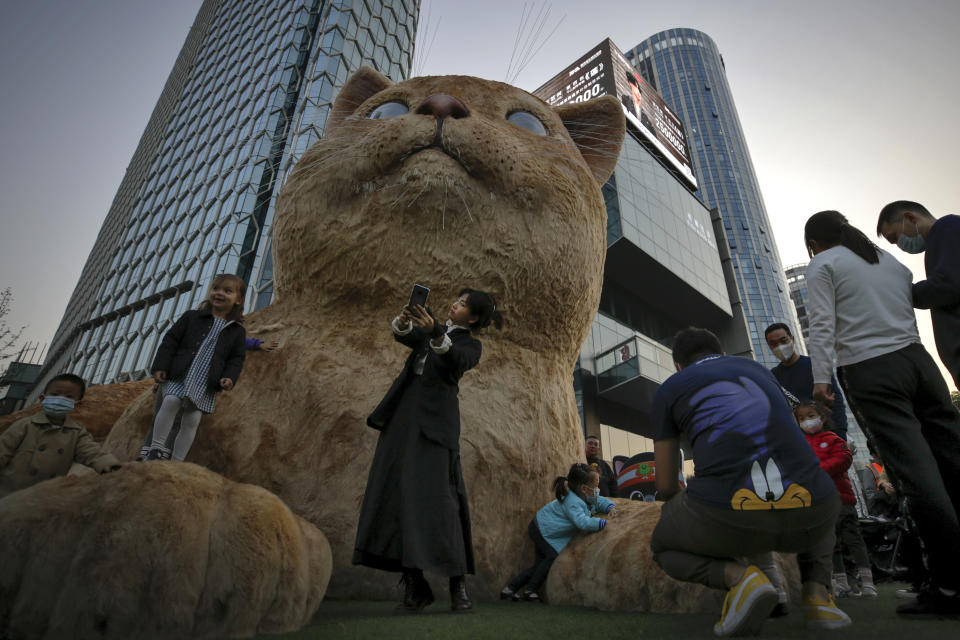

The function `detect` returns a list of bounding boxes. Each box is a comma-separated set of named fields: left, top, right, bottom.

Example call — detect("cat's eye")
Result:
left=506, top=110, right=547, bottom=136
left=368, top=101, right=409, bottom=119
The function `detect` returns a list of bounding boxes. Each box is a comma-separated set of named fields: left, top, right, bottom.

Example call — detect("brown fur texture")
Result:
left=0, top=462, right=331, bottom=639
left=545, top=500, right=801, bottom=612
left=104, top=67, right=626, bottom=601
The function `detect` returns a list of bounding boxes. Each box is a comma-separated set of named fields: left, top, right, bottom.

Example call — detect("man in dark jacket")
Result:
left=878, top=200, right=960, bottom=388
left=585, top=435, right=617, bottom=498
left=764, top=323, right=848, bottom=441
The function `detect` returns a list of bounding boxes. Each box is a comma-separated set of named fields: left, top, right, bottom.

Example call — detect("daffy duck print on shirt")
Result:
left=651, top=355, right=834, bottom=511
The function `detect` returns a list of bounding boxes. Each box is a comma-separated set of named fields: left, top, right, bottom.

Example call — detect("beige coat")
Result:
left=0, top=413, right=120, bottom=498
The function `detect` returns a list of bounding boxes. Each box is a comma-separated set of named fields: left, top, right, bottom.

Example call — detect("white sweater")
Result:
left=806, top=245, right=919, bottom=383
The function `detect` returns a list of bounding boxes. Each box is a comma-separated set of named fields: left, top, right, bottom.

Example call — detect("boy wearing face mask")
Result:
left=765, top=323, right=849, bottom=441
left=794, top=402, right=876, bottom=599
left=0, top=373, right=122, bottom=498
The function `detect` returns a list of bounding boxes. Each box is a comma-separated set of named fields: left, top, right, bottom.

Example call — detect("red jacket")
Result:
left=804, top=430, right=855, bottom=505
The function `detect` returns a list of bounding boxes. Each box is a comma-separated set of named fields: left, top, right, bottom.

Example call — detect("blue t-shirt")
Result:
left=652, top=354, right=835, bottom=510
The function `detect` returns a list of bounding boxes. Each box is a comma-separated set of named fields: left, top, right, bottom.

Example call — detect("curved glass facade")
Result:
left=36, top=0, right=419, bottom=391
left=627, top=28, right=801, bottom=367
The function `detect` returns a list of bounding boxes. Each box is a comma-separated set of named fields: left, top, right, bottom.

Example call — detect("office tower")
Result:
left=627, top=28, right=800, bottom=367
left=535, top=39, right=751, bottom=453
left=785, top=263, right=810, bottom=342
left=32, top=0, right=419, bottom=396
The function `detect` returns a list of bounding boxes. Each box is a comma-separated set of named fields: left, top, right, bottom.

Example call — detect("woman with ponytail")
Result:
left=500, top=463, right=617, bottom=603
left=804, top=211, right=960, bottom=617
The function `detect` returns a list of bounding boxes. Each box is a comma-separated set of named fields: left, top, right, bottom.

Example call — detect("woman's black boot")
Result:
left=395, top=570, right=434, bottom=614
left=450, top=575, right=473, bottom=613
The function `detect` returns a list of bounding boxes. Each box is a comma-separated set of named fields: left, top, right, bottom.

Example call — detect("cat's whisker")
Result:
left=505, top=2, right=533, bottom=83
left=455, top=184, right=475, bottom=224
left=388, top=184, right=414, bottom=210
left=510, top=2, right=548, bottom=85
left=512, top=13, right=566, bottom=82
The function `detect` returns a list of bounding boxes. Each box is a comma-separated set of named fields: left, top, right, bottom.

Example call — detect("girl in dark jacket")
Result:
left=354, top=287, right=502, bottom=615
left=145, top=274, right=247, bottom=461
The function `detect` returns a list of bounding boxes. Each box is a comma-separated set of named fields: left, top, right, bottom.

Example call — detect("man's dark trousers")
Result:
left=838, top=342, right=960, bottom=590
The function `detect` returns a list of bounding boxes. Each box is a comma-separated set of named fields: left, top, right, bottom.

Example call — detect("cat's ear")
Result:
left=555, top=95, right=625, bottom=186
left=327, top=66, right=394, bottom=130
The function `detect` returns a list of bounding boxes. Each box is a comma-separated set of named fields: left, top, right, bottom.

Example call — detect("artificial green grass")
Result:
left=256, top=584, right=954, bottom=640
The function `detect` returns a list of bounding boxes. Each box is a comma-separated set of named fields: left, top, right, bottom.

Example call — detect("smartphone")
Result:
left=407, top=283, right=429, bottom=310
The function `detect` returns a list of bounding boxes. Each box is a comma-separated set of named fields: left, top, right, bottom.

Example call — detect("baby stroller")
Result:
left=856, top=468, right=924, bottom=584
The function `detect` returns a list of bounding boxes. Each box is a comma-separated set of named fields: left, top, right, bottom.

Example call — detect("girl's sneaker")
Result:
left=858, top=568, right=878, bottom=598
left=802, top=595, right=852, bottom=630
left=513, top=589, right=542, bottom=603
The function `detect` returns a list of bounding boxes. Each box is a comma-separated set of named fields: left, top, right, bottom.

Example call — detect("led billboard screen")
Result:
left=533, top=38, right=697, bottom=189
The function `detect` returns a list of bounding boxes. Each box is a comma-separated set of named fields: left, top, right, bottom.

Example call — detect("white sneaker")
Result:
left=713, top=566, right=778, bottom=637
left=861, top=583, right=878, bottom=598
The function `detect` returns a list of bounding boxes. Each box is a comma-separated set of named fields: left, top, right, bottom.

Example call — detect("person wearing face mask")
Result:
left=585, top=434, right=618, bottom=497
left=765, top=323, right=848, bottom=442
left=500, top=463, right=616, bottom=603
left=794, top=402, right=876, bottom=599
left=805, top=210, right=960, bottom=617
left=0, top=373, right=122, bottom=499
left=877, top=201, right=960, bottom=389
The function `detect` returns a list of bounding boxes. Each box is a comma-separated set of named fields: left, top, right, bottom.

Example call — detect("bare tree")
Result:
left=1, top=287, right=26, bottom=365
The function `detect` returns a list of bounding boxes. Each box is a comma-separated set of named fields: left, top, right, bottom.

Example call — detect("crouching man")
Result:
left=649, top=328, right=849, bottom=636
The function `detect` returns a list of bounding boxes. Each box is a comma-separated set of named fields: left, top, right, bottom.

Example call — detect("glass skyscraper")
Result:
left=786, top=263, right=810, bottom=342
left=627, top=28, right=800, bottom=367
left=31, top=0, right=419, bottom=396
left=533, top=38, right=751, bottom=443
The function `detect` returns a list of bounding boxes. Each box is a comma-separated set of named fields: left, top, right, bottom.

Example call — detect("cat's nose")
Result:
left=416, top=94, right=469, bottom=120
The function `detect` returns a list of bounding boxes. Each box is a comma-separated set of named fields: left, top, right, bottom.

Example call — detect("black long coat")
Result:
left=355, top=325, right=482, bottom=575
left=151, top=308, right=246, bottom=391
left=367, top=326, right=481, bottom=451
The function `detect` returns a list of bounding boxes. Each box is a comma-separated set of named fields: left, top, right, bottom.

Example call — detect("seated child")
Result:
left=0, top=373, right=122, bottom=498
left=500, top=463, right=616, bottom=603
left=795, top=402, right=877, bottom=597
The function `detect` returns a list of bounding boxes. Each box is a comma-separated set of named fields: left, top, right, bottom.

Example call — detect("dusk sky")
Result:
left=1, top=0, right=958, bottom=388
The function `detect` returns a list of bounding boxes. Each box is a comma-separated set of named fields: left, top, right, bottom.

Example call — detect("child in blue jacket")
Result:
left=501, top=462, right=617, bottom=602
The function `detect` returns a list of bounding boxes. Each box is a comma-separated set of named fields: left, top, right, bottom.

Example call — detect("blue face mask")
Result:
left=897, top=220, right=926, bottom=254
left=42, top=396, right=76, bottom=418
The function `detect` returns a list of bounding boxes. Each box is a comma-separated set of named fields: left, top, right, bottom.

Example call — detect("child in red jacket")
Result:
left=795, top=402, right=877, bottom=598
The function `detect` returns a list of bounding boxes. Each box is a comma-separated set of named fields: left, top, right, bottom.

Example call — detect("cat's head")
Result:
left=274, top=67, right=624, bottom=357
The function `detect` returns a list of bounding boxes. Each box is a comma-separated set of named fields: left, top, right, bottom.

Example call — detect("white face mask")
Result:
left=773, top=341, right=795, bottom=362
left=800, top=417, right=822, bottom=433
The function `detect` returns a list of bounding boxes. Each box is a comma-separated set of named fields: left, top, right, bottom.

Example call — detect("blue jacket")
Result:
left=536, top=491, right=615, bottom=554
left=913, top=214, right=960, bottom=385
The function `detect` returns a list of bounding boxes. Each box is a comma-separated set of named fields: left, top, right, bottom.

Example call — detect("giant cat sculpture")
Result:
left=104, top=66, right=626, bottom=600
